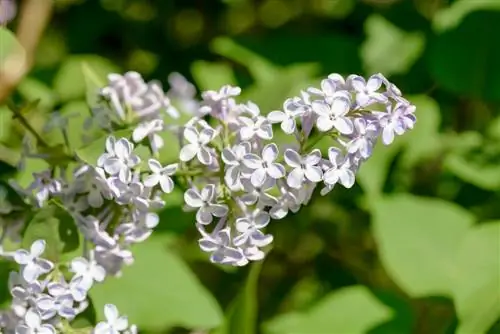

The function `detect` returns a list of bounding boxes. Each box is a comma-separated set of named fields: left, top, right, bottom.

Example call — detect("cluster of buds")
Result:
left=0, top=70, right=415, bottom=332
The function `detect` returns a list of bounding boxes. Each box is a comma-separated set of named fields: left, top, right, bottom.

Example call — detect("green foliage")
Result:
left=1, top=1, right=500, bottom=332
left=216, top=262, right=262, bottom=334
left=263, top=286, right=393, bottom=334
left=89, top=235, right=223, bottom=331
left=372, top=194, right=474, bottom=297
left=54, top=55, right=119, bottom=102
left=452, top=222, right=500, bottom=334
left=22, top=202, right=80, bottom=263
left=429, top=11, right=500, bottom=101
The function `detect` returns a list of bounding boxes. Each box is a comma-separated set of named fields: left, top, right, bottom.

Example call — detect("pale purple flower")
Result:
left=15, top=308, right=55, bottom=334
left=184, top=185, right=228, bottom=225
left=344, top=118, right=378, bottom=159
left=377, top=102, right=417, bottom=145
left=311, top=91, right=353, bottom=134
left=99, top=138, right=140, bottom=183
left=222, top=142, right=251, bottom=189
left=284, top=149, right=323, bottom=188
left=47, top=276, right=87, bottom=303
left=28, top=171, right=62, bottom=207
left=179, top=126, right=216, bottom=165
left=35, top=293, right=76, bottom=320
left=238, top=115, right=273, bottom=141
left=240, top=178, right=277, bottom=207
left=269, top=190, right=299, bottom=220
left=323, top=147, right=355, bottom=189
left=132, top=119, right=164, bottom=153
left=198, top=226, right=247, bottom=266
left=233, top=212, right=273, bottom=247
left=143, top=159, right=177, bottom=193
left=70, top=256, right=106, bottom=290
left=94, top=304, right=129, bottom=334
left=267, top=99, right=303, bottom=134
left=348, top=74, right=388, bottom=107
left=243, top=143, right=285, bottom=187
left=14, top=240, right=53, bottom=283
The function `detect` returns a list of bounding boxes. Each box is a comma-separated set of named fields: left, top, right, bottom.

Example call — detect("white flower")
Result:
left=322, top=147, right=355, bottom=189
left=198, top=226, right=247, bottom=266
left=240, top=178, right=277, bottom=207
left=99, top=137, right=141, bottom=183
left=15, top=308, right=55, bottom=334
left=184, top=185, right=228, bottom=225
left=344, top=117, right=378, bottom=159
left=179, top=126, right=216, bottom=165
left=233, top=212, right=273, bottom=247
left=311, top=91, right=353, bottom=134
left=284, top=149, right=323, bottom=188
left=70, top=255, right=106, bottom=290
left=35, top=293, right=75, bottom=320
left=14, top=240, right=53, bottom=283
left=348, top=73, right=388, bottom=107
left=94, top=304, right=129, bottom=334
left=132, top=119, right=164, bottom=153
left=47, top=276, right=87, bottom=303
left=242, top=143, right=285, bottom=187
left=267, top=99, right=304, bottom=134
left=143, top=159, right=177, bottom=193
left=222, top=142, right=251, bottom=189
left=238, top=115, right=273, bottom=140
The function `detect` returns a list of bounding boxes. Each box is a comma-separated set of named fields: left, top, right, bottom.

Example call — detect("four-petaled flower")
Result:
left=243, top=143, right=285, bottom=187
left=284, top=149, right=323, bottom=188
left=99, top=137, right=141, bottom=183
left=15, top=308, right=55, bottom=334
left=184, top=184, right=229, bottom=225
left=311, top=91, right=353, bottom=134
left=323, top=147, right=356, bottom=189
left=70, top=256, right=106, bottom=290
left=179, top=126, right=216, bottom=165
left=143, top=159, right=177, bottom=193
left=13, top=240, right=54, bottom=283
left=267, top=99, right=303, bottom=134
left=348, top=73, right=388, bottom=107
left=94, top=304, right=129, bottom=334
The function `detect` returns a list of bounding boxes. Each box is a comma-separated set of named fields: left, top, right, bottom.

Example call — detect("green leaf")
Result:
left=453, top=222, right=500, bottom=334
left=22, top=203, right=79, bottom=263
left=75, top=129, right=132, bottom=166
left=191, top=60, right=237, bottom=91
left=17, top=77, right=57, bottom=111
left=89, top=235, right=223, bottom=331
left=53, top=55, right=119, bottom=102
left=357, top=139, right=402, bottom=202
left=444, top=131, right=500, bottom=190
left=361, top=15, right=425, bottom=76
left=0, top=105, right=13, bottom=143
left=400, top=95, right=442, bottom=166
left=433, top=0, right=500, bottom=32
left=81, top=61, right=107, bottom=106
left=429, top=11, right=500, bottom=101
left=371, top=194, right=475, bottom=298
left=0, top=27, right=25, bottom=72
left=263, top=286, right=393, bottom=334
left=215, top=261, right=262, bottom=334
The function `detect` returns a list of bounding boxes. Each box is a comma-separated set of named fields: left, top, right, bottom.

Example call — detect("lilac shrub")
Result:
left=0, top=70, right=415, bottom=332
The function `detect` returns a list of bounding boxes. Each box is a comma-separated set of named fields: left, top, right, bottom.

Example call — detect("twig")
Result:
left=0, top=0, right=53, bottom=103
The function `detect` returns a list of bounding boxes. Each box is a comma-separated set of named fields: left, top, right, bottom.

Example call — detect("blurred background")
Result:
left=1, top=0, right=500, bottom=333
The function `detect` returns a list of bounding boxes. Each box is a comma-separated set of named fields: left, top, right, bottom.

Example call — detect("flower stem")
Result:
left=8, top=100, right=49, bottom=148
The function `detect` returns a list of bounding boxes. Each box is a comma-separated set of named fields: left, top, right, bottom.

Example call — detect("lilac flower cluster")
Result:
left=0, top=71, right=181, bottom=333
left=0, top=70, right=415, bottom=332
left=175, top=73, right=415, bottom=266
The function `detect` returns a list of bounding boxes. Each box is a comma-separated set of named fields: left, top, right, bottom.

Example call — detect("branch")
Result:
left=0, top=0, right=53, bottom=103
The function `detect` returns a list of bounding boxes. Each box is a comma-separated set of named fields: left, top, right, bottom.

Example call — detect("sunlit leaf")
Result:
left=372, top=194, right=475, bottom=297
left=22, top=203, right=79, bottom=263
left=0, top=27, right=26, bottom=75
left=191, top=60, right=237, bottom=92
left=453, top=222, right=500, bottom=334
left=90, top=235, right=223, bottom=331
left=361, top=15, right=425, bottom=76
left=53, top=55, right=118, bottom=101
left=433, top=0, right=500, bottom=32
left=263, top=286, right=393, bottom=334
